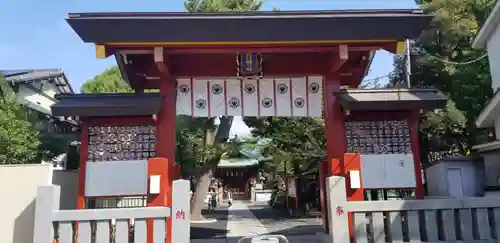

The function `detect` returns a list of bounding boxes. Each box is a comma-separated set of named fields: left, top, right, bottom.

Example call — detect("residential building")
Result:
left=471, top=0, right=500, bottom=195
left=0, top=69, right=78, bottom=168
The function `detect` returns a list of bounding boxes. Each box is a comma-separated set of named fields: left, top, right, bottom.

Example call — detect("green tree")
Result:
left=244, top=117, right=324, bottom=178
left=389, top=0, right=495, bottom=165
left=81, top=67, right=132, bottom=93
left=37, top=123, right=78, bottom=162
left=185, top=0, right=262, bottom=12
left=243, top=117, right=324, bottom=209
left=176, top=116, right=215, bottom=176
left=0, top=74, right=41, bottom=164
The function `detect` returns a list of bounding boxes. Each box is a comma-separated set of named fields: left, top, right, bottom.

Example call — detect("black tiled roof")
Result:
left=338, top=88, right=447, bottom=111
left=51, top=93, right=164, bottom=117
left=66, top=9, right=432, bottom=44
left=1, top=69, right=75, bottom=94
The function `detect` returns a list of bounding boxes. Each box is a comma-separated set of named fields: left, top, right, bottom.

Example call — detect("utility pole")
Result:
left=405, top=39, right=412, bottom=88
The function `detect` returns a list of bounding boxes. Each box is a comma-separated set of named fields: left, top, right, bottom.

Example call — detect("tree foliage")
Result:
left=176, top=116, right=216, bottom=175
left=244, top=117, right=325, bottom=176
left=185, top=0, right=262, bottom=12
left=38, top=125, right=78, bottom=162
left=1, top=74, right=74, bottom=164
left=0, top=74, right=41, bottom=164
left=389, top=0, right=495, bottom=164
left=81, top=67, right=132, bottom=93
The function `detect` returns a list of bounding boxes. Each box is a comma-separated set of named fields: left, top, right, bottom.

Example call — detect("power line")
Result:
left=415, top=48, right=488, bottom=65
left=361, top=47, right=488, bottom=85
left=362, top=74, right=390, bottom=83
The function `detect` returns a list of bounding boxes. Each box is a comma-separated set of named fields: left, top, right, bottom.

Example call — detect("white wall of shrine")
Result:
left=175, top=76, right=323, bottom=117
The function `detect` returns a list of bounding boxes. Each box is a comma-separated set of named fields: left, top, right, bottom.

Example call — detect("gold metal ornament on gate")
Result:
left=237, top=53, right=263, bottom=79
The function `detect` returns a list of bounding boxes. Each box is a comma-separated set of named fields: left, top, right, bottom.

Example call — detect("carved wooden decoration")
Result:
left=87, top=125, right=156, bottom=161
left=344, top=120, right=411, bottom=154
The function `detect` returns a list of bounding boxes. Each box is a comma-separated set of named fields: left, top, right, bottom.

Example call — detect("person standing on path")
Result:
left=225, top=187, right=233, bottom=207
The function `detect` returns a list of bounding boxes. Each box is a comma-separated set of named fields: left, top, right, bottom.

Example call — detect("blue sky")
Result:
left=0, top=0, right=418, bottom=137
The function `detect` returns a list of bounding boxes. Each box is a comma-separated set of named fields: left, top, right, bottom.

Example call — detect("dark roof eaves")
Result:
left=51, top=93, right=164, bottom=117
left=58, top=73, right=75, bottom=94
left=67, top=9, right=427, bottom=19
left=7, top=73, right=62, bottom=84
left=54, top=92, right=162, bottom=99
left=2, top=69, right=75, bottom=94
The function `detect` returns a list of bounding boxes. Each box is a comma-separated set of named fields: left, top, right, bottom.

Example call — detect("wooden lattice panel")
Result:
left=87, top=125, right=156, bottom=161
left=344, top=120, right=411, bottom=154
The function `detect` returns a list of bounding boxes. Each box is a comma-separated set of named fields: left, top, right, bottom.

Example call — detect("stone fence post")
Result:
left=326, top=176, right=349, bottom=243
left=33, top=185, right=60, bottom=243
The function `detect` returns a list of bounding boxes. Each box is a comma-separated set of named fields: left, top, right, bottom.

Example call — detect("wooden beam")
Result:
left=328, top=44, right=349, bottom=74
left=113, top=44, right=382, bottom=56
left=166, top=46, right=335, bottom=54
left=162, top=45, right=378, bottom=55
left=339, top=44, right=349, bottom=60
left=154, top=47, right=170, bottom=76
left=396, top=41, right=406, bottom=55
left=154, top=46, right=164, bottom=63
left=95, top=44, right=111, bottom=59
left=118, top=49, right=153, bottom=55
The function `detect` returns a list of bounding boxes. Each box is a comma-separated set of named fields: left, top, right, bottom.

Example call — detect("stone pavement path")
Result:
left=226, top=201, right=269, bottom=237
left=191, top=201, right=324, bottom=243
left=248, top=204, right=324, bottom=236
left=190, top=207, right=229, bottom=239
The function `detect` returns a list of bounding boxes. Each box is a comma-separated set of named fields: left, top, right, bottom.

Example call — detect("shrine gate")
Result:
left=50, top=9, right=446, bottom=242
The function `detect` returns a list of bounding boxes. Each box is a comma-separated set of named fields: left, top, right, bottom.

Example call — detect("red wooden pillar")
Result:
left=147, top=158, right=170, bottom=242
left=77, top=121, right=89, bottom=209
left=409, top=112, right=425, bottom=199
left=148, top=78, right=177, bottom=243
left=322, top=76, right=346, bottom=233
left=343, top=154, right=364, bottom=242
left=343, top=153, right=364, bottom=201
